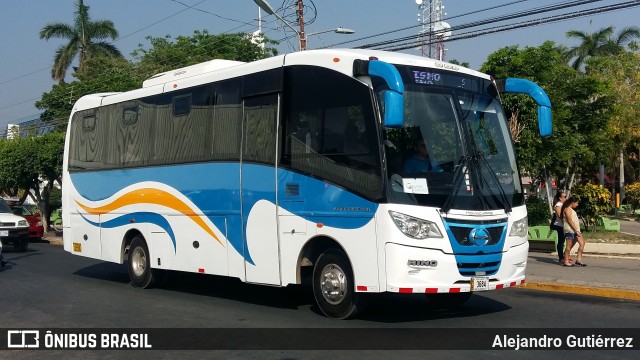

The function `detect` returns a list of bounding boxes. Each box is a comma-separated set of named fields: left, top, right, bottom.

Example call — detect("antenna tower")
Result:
left=416, top=0, right=450, bottom=60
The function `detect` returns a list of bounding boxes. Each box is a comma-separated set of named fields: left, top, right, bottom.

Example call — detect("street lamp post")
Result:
left=253, top=0, right=303, bottom=49
left=253, top=0, right=354, bottom=51
left=305, top=27, right=355, bottom=47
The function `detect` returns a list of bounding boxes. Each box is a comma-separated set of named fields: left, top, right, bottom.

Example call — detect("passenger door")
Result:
left=241, top=94, right=281, bottom=285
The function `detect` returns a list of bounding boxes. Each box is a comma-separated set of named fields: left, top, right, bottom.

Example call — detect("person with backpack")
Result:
left=551, top=191, right=569, bottom=263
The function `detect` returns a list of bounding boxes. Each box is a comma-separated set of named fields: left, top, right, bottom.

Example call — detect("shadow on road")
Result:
left=1, top=247, right=43, bottom=271
left=73, top=262, right=132, bottom=285
left=71, top=262, right=512, bottom=322
left=527, top=254, right=558, bottom=265
left=358, top=292, right=511, bottom=323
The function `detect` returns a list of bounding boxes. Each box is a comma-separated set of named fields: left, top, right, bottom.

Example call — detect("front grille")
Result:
left=0, top=222, right=16, bottom=227
left=457, top=261, right=501, bottom=276
left=449, top=226, right=503, bottom=246
left=443, top=220, right=507, bottom=277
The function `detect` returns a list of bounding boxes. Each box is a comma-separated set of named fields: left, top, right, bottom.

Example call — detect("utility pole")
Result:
left=620, top=149, right=625, bottom=207
left=297, top=0, right=307, bottom=51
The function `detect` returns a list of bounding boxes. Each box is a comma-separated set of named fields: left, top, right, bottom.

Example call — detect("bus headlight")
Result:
left=389, top=211, right=443, bottom=239
left=509, top=216, right=528, bottom=237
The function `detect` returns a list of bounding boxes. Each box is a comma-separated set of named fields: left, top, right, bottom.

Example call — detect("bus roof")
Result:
left=71, top=49, right=490, bottom=112
left=137, top=49, right=489, bottom=91
left=142, top=59, right=245, bottom=88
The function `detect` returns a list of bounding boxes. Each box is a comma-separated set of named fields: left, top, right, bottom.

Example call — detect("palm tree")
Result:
left=40, top=0, right=121, bottom=83
left=566, top=26, right=640, bottom=70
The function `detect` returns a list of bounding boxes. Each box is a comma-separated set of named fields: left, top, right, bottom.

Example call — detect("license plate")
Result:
left=73, top=242, right=82, bottom=252
left=0, top=230, right=8, bottom=237
left=471, top=277, right=489, bottom=291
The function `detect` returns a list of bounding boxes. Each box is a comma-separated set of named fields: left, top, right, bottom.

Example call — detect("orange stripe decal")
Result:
left=75, top=188, right=222, bottom=246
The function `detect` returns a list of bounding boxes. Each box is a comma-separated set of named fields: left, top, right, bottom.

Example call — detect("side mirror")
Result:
left=496, top=78, right=553, bottom=138
left=382, top=91, right=404, bottom=127
left=354, top=59, right=405, bottom=128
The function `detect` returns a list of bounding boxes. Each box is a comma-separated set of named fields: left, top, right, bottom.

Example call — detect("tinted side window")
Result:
left=211, top=78, right=242, bottom=161
left=243, top=94, right=278, bottom=164
left=69, top=109, right=108, bottom=170
left=154, top=85, right=211, bottom=164
left=283, top=66, right=381, bottom=199
left=103, top=97, right=155, bottom=168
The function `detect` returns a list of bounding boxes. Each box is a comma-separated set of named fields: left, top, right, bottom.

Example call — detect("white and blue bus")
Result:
left=62, top=49, right=551, bottom=319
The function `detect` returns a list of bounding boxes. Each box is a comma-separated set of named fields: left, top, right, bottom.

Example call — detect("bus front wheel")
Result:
left=312, top=249, right=366, bottom=319
left=128, top=236, right=162, bottom=288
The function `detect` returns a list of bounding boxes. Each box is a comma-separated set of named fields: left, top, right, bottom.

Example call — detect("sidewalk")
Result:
left=524, top=251, right=640, bottom=301
left=43, top=231, right=63, bottom=245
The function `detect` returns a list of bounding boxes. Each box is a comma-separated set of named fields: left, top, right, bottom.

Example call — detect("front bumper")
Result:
left=384, top=241, right=528, bottom=293
left=0, top=228, right=30, bottom=245
left=29, top=226, right=44, bottom=239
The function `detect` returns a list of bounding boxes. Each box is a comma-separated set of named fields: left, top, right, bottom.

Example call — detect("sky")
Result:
left=1, top=0, right=639, bottom=129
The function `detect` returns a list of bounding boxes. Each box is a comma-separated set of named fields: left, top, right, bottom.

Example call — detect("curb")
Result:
left=44, top=239, right=64, bottom=246
left=522, top=281, right=640, bottom=301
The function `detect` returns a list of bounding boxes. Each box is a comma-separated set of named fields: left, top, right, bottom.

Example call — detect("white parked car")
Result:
left=0, top=198, right=30, bottom=253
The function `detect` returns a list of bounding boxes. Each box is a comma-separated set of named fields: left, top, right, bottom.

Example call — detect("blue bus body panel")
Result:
left=69, top=163, right=378, bottom=264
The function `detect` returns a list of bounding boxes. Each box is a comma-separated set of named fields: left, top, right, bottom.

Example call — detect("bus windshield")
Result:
left=383, top=66, right=523, bottom=211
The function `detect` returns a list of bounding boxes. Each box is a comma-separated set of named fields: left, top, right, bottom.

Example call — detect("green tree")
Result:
left=481, top=42, right=613, bottom=199
left=448, top=59, right=471, bottom=68
left=0, top=132, right=65, bottom=230
left=587, top=52, right=640, bottom=186
left=525, top=196, right=551, bottom=226
left=132, top=30, right=278, bottom=75
left=40, top=0, right=121, bottom=83
left=625, top=182, right=640, bottom=212
left=0, top=137, right=39, bottom=199
left=570, top=183, right=612, bottom=231
left=37, top=30, right=277, bottom=124
left=31, top=131, right=66, bottom=229
left=566, top=26, right=640, bottom=70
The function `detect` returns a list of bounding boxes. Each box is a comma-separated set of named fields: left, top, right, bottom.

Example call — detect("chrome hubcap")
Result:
left=320, top=263, right=347, bottom=305
left=132, top=247, right=147, bottom=277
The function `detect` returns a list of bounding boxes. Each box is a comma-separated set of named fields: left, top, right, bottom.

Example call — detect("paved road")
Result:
left=620, top=219, right=640, bottom=235
left=1, top=243, right=639, bottom=359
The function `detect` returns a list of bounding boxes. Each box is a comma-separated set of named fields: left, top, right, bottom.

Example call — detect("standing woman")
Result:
left=552, top=191, right=568, bottom=263
left=561, top=196, right=586, bottom=267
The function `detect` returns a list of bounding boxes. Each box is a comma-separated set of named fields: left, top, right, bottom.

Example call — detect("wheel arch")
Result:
left=121, top=228, right=144, bottom=263
left=295, top=235, right=353, bottom=285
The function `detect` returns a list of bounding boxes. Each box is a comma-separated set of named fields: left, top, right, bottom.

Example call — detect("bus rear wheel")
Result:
left=128, top=236, right=162, bottom=288
left=312, top=249, right=366, bottom=319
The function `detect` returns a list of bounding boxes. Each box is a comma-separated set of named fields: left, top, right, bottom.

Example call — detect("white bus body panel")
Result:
left=374, top=204, right=528, bottom=293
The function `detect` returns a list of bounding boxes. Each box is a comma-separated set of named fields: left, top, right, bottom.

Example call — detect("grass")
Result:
left=582, top=230, right=640, bottom=244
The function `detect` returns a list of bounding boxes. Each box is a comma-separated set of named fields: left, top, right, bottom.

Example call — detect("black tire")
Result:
left=127, top=236, right=162, bottom=288
left=15, top=238, right=29, bottom=252
left=312, top=249, right=366, bottom=319
left=425, top=292, right=473, bottom=309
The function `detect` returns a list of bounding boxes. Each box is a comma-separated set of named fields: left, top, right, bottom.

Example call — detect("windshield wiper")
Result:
left=441, top=155, right=469, bottom=214
left=475, top=151, right=512, bottom=213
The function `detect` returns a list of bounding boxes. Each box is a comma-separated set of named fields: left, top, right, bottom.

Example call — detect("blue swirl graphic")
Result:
left=80, top=212, right=176, bottom=251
